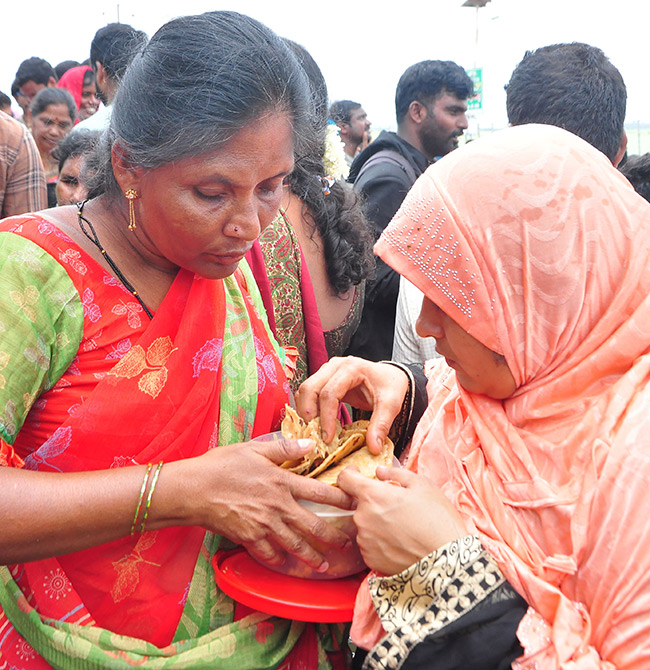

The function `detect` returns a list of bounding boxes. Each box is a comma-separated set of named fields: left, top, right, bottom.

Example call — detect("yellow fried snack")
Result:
left=314, top=443, right=394, bottom=486
left=307, top=432, right=365, bottom=478
left=279, top=405, right=394, bottom=485
left=279, top=407, right=341, bottom=474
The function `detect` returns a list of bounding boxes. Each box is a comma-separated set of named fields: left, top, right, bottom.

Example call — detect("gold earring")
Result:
left=125, top=189, right=139, bottom=231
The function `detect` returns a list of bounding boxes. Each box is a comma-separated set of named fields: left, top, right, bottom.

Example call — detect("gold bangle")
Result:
left=140, top=461, right=163, bottom=533
left=131, top=463, right=153, bottom=535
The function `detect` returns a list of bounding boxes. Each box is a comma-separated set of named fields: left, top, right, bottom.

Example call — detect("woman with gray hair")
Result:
left=0, top=11, right=352, bottom=669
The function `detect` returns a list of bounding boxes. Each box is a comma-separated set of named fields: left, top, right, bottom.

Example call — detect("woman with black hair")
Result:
left=250, top=39, right=375, bottom=390
left=0, top=11, right=353, bottom=669
left=57, top=65, right=99, bottom=122
left=29, top=87, right=76, bottom=207
left=52, top=129, right=100, bottom=205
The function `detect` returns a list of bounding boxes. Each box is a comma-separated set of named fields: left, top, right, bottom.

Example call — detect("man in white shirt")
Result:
left=75, top=23, right=147, bottom=133
left=392, top=279, right=439, bottom=364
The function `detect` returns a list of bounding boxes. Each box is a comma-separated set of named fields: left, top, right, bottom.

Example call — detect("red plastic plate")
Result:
left=212, top=549, right=368, bottom=623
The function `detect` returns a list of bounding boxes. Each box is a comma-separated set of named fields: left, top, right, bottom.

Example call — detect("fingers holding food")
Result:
left=278, top=404, right=394, bottom=487
left=295, top=357, right=409, bottom=453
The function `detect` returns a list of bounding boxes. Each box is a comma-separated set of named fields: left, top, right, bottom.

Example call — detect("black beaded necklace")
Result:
left=76, top=199, right=153, bottom=319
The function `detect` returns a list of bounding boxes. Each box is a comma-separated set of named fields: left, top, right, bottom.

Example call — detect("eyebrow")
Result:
left=195, top=166, right=293, bottom=188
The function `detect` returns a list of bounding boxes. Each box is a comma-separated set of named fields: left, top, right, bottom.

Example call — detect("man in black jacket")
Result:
left=346, top=60, right=474, bottom=361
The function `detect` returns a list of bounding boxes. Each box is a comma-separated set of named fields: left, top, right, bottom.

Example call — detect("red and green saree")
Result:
left=0, top=215, right=346, bottom=669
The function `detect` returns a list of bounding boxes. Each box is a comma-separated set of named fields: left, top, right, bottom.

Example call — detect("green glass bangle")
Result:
left=140, top=461, right=164, bottom=533
left=131, top=463, right=153, bottom=535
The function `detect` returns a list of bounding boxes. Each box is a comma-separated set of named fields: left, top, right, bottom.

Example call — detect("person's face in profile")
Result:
left=346, top=107, right=371, bottom=144
left=416, top=297, right=516, bottom=399
left=56, top=154, right=87, bottom=205
left=419, top=92, right=469, bottom=159
left=114, top=112, right=295, bottom=280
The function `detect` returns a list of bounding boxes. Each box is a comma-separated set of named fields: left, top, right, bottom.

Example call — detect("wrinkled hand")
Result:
left=337, top=465, right=469, bottom=575
left=295, top=356, right=408, bottom=454
left=192, top=438, right=353, bottom=571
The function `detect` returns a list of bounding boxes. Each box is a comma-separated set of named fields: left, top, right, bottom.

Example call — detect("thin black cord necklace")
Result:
left=76, top=199, right=153, bottom=319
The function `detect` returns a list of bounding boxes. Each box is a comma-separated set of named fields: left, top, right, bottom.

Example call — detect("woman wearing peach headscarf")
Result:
left=297, top=123, right=650, bottom=668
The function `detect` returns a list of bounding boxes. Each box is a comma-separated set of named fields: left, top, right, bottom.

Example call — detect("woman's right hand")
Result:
left=0, top=438, right=351, bottom=569
left=295, top=356, right=409, bottom=454
left=164, top=437, right=354, bottom=572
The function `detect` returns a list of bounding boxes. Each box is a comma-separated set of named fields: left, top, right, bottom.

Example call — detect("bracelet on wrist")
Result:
left=131, top=463, right=153, bottom=535
left=140, top=461, right=163, bottom=533
left=130, top=461, right=164, bottom=535
left=378, top=360, right=415, bottom=457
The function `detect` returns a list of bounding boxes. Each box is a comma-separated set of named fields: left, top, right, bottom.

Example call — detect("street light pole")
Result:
left=461, top=0, right=490, bottom=68
left=461, top=0, right=490, bottom=138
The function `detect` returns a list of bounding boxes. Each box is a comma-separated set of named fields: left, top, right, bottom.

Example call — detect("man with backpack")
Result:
left=346, top=60, right=474, bottom=361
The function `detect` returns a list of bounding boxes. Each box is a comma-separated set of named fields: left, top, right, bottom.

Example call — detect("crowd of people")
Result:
left=2, top=9, right=650, bottom=670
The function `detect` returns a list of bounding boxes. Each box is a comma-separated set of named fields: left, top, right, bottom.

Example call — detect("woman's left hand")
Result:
left=337, top=465, right=469, bottom=575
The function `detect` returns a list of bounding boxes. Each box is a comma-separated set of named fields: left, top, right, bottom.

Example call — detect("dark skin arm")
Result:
left=0, top=438, right=353, bottom=568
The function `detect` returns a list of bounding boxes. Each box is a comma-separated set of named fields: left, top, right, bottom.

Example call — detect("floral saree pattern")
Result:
left=0, top=215, right=344, bottom=669
left=256, top=208, right=363, bottom=392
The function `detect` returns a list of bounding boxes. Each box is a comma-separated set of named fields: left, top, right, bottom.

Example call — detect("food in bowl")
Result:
left=251, top=407, right=394, bottom=579
left=279, top=406, right=394, bottom=484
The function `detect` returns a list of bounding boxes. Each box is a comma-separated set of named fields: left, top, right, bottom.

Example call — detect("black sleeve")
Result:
left=355, top=169, right=414, bottom=238
left=344, top=167, right=415, bottom=361
left=404, top=362, right=428, bottom=435
left=356, top=583, right=527, bottom=670
left=355, top=170, right=411, bottom=310
left=399, top=584, right=527, bottom=670
left=386, top=362, right=427, bottom=458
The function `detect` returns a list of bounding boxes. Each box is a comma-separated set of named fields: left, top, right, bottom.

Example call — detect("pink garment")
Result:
left=364, top=124, right=650, bottom=667
left=58, top=65, right=92, bottom=114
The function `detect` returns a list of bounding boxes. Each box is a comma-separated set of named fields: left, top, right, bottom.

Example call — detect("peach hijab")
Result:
left=372, top=124, right=650, bottom=668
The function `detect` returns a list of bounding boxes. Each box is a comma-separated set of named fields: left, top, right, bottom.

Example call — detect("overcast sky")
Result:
left=3, top=0, right=648, bottom=132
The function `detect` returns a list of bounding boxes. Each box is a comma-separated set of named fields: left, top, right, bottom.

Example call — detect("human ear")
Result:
left=111, top=142, right=143, bottom=194
left=613, top=132, right=628, bottom=168
left=95, top=63, right=108, bottom=91
left=408, top=100, right=427, bottom=125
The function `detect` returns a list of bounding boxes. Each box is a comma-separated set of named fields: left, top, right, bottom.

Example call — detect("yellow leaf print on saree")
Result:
left=10, top=285, right=39, bottom=322
left=9, top=246, right=44, bottom=272
left=108, top=336, right=176, bottom=399
left=24, top=335, right=49, bottom=370
left=214, top=633, right=237, bottom=659
left=111, top=531, right=160, bottom=603
left=0, top=351, right=9, bottom=390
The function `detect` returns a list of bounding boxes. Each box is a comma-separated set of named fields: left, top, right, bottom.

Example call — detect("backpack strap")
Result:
left=355, top=149, right=419, bottom=187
